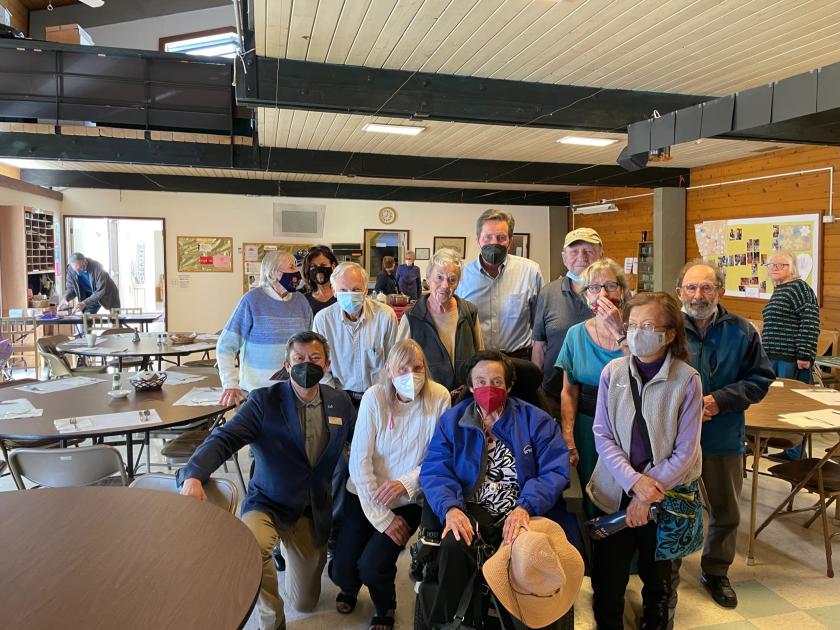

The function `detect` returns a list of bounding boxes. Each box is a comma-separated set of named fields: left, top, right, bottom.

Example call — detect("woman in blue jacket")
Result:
left=419, top=350, right=572, bottom=625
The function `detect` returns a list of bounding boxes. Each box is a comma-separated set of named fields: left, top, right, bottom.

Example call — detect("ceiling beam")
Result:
left=0, top=132, right=690, bottom=188
left=237, top=56, right=713, bottom=132
left=19, top=169, right=572, bottom=205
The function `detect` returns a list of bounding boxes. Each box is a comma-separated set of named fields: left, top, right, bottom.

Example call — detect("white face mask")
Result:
left=626, top=328, right=668, bottom=358
left=393, top=371, right=425, bottom=400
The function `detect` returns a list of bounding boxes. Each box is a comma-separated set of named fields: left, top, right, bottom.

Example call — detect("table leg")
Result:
left=157, top=355, right=162, bottom=371
left=747, top=430, right=763, bottom=566
left=125, top=432, right=135, bottom=479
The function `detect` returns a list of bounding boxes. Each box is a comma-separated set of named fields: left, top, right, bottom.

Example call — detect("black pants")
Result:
left=591, top=520, right=675, bottom=630
left=330, top=491, right=421, bottom=615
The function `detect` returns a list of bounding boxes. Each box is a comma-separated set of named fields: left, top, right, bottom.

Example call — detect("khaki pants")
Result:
left=242, top=511, right=327, bottom=630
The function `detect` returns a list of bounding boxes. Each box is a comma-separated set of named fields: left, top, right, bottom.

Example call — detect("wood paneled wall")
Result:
left=687, top=145, right=840, bottom=331
left=568, top=187, right=654, bottom=290
left=0, top=0, right=28, bottom=34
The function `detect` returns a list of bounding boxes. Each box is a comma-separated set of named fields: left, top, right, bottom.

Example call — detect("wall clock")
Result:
left=378, top=206, right=397, bottom=225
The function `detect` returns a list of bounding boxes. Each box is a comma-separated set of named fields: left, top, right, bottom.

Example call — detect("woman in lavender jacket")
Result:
left=587, top=292, right=702, bottom=630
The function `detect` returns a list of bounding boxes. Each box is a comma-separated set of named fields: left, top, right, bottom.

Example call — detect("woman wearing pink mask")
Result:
left=330, top=340, right=450, bottom=630
left=419, top=350, right=573, bottom=626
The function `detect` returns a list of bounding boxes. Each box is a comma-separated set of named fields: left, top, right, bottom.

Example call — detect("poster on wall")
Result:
left=695, top=213, right=820, bottom=301
left=241, top=242, right=313, bottom=293
left=177, top=236, right=233, bottom=272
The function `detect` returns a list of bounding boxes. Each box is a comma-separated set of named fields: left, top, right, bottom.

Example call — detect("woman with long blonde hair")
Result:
left=330, top=340, right=450, bottom=630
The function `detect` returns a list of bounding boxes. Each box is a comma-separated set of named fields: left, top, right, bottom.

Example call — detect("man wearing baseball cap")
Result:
left=531, top=227, right=604, bottom=415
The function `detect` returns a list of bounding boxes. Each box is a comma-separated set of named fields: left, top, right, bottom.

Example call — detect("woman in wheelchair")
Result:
left=418, top=350, right=574, bottom=627
left=329, top=340, right=451, bottom=630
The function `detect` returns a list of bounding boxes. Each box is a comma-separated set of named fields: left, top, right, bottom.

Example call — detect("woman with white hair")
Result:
left=329, top=340, right=450, bottom=630
left=397, top=248, right=483, bottom=395
left=217, top=251, right=313, bottom=406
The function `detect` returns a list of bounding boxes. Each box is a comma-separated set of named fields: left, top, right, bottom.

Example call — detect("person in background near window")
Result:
left=762, top=250, right=820, bottom=460
left=59, top=252, right=121, bottom=314
left=216, top=251, right=312, bottom=407
left=675, top=260, right=772, bottom=609
left=455, top=209, right=543, bottom=359
left=532, top=228, right=604, bottom=418
left=397, top=248, right=483, bottom=397
left=396, top=250, right=422, bottom=301
left=302, top=245, right=339, bottom=317
left=178, top=332, right=355, bottom=630
left=555, top=258, right=630, bottom=519
left=588, top=292, right=702, bottom=630
left=330, top=340, right=450, bottom=630
left=375, top=256, right=400, bottom=296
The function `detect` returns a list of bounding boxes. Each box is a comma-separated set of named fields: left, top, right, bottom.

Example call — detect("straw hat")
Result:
left=482, top=517, right=584, bottom=628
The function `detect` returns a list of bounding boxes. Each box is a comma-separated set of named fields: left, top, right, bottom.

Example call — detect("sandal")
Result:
left=335, top=591, right=357, bottom=614
left=369, top=611, right=395, bottom=630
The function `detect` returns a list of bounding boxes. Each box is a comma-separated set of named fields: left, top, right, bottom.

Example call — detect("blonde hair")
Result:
left=769, top=250, right=799, bottom=279
left=379, top=339, right=436, bottom=416
left=578, top=258, right=632, bottom=304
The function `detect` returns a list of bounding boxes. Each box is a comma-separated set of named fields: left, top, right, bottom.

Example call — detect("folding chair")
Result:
left=129, top=472, right=239, bottom=514
left=8, top=445, right=129, bottom=489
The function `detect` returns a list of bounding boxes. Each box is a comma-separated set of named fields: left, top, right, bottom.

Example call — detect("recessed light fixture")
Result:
left=363, top=123, right=426, bottom=136
left=557, top=136, right=618, bottom=147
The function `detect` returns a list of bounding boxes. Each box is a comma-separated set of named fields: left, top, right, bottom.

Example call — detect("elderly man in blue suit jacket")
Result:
left=178, top=331, right=356, bottom=630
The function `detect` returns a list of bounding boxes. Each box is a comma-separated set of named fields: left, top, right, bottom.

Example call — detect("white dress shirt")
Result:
left=455, top=254, right=543, bottom=352
left=312, top=298, right=398, bottom=393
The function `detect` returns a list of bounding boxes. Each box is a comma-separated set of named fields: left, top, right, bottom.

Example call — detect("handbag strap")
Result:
left=450, top=564, right=479, bottom=627
left=628, top=365, right=655, bottom=467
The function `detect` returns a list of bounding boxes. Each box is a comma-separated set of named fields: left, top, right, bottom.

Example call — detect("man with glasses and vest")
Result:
left=674, top=260, right=772, bottom=609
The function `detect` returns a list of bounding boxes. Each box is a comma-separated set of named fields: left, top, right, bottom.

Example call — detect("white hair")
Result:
left=426, top=248, right=464, bottom=278
left=330, top=261, right=369, bottom=290
left=769, top=250, right=799, bottom=278
left=259, top=251, right=296, bottom=287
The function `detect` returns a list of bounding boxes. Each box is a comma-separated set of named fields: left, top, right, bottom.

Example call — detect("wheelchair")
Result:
left=410, top=502, right=576, bottom=630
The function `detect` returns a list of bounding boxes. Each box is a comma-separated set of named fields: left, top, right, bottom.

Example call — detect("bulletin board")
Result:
left=694, top=213, right=821, bottom=301
left=241, top=242, right=312, bottom=293
left=177, top=236, right=233, bottom=272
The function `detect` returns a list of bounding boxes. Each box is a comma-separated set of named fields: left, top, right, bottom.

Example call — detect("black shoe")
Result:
left=273, top=549, right=285, bottom=572
left=700, top=573, right=738, bottom=608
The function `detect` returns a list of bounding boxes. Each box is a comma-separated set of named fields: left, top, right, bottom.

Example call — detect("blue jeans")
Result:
left=770, top=359, right=812, bottom=458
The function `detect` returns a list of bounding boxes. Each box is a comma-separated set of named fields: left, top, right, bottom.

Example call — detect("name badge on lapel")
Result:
left=328, top=416, right=343, bottom=426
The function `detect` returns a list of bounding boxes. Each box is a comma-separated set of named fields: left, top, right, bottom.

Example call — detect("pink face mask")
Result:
left=472, top=386, right=508, bottom=414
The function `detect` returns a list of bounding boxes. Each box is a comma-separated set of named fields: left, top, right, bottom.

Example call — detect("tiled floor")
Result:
left=2, top=431, right=838, bottom=629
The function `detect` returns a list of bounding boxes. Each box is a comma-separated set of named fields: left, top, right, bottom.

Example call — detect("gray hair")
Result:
left=260, top=250, right=296, bottom=287
left=285, top=331, right=331, bottom=362
left=475, top=208, right=515, bottom=239
left=426, top=248, right=464, bottom=278
left=578, top=258, right=633, bottom=303
left=69, top=252, right=86, bottom=263
left=769, top=250, right=799, bottom=277
left=330, top=261, right=369, bottom=290
left=675, top=259, right=725, bottom=289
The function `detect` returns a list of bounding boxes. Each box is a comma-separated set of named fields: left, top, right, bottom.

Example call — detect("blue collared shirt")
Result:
left=455, top=254, right=543, bottom=352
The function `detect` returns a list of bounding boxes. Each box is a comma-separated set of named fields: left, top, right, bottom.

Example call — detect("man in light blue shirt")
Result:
left=455, top=209, right=543, bottom=357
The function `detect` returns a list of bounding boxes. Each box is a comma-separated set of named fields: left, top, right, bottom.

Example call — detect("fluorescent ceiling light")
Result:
left=363, top=123, right=425, bottom=136
left=574, top=203, right=619, bottom=215
left=557, top=136, right=618, bottom=147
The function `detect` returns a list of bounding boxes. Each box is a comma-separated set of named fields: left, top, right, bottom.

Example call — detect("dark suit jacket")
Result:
left=177, top=381, right=356, bottom=545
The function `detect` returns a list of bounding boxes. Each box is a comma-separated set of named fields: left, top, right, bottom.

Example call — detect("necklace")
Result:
left=590, top=320, right=616, bottom=349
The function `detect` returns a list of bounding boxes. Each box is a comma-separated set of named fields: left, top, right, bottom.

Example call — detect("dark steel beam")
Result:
left=237, top=56, right=712, bottom=132
left=0, top=132, right=690, bottom=188
left=19, top=169, right=572, bottom=205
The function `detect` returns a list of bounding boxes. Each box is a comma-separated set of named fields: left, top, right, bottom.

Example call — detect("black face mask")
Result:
left=309, top=265, right=333, bottom=286
left=290, top=362, right=324, bottom=388
left=481, top=244, right=508, bottom=266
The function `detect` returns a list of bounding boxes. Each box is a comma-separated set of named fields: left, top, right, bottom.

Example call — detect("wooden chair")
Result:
left=813, top=329, right=839, bottom=389
left=129, top=472, right=239, bottom=514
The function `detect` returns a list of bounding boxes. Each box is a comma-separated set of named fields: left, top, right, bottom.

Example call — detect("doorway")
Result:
left=64, top=216, right=166, bottom=328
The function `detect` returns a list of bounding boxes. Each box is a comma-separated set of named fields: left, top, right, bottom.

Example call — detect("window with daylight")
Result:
left=161, top=28, right=239, bottom=58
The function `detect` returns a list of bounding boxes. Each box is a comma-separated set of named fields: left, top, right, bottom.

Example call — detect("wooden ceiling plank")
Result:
left=286, top=0, right=320, bottom=60
left=343, top=0, right=399, bottom=66
left=305, top=0, right=347, bottom=62
left=324, top=0, right=374, bottom=64
left=361, top=0, right=428, bottom=69
left=255, top=0, right=267, bottom=57
left=397, top=0, right=478, bottom=71
left=264, top=0, right=293, bottom=59
left=378, top=0, right=455, bottom=70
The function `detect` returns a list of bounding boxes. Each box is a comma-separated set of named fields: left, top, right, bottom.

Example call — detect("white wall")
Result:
left=59, top=188, right=551, bottom=334
left=85, top=5, right=234, bottom=51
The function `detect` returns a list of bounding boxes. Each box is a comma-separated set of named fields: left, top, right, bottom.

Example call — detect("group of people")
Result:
left=170, top=207, right=819, bottom=630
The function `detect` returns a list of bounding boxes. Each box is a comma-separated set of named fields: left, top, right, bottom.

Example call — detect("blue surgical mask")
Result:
left=336, top=291, right=365, bottom=314
left=566, top=270, right=582, bottom=283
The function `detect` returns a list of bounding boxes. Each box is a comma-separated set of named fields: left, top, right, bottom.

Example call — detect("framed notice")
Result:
left=177, top=236, right=233, bottom=272
left=241, top=242, right=312, bottom=293
left=433, top=236, right=467, bottom=259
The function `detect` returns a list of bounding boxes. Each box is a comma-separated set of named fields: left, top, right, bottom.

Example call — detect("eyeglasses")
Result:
left=585, top=282, right=620, bottom=294
left=624, top=322, right=670, bottom=333
left=679, top=283, right=719, bottom=295
left=766, top=263, right=790, bottom=270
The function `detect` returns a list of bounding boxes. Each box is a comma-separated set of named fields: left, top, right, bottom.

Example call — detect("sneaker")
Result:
left=700, top=573, right=738, bottom=608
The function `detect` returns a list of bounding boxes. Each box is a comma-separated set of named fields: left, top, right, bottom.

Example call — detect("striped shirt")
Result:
left=216, top=288, right=313, bottom=392
left=761, top=279, right=820, bottom=362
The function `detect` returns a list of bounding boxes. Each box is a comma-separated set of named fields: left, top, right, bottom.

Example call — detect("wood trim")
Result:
left=158, top=26, right=237, bottom=52
left=0, top=173, right=62, bottom=201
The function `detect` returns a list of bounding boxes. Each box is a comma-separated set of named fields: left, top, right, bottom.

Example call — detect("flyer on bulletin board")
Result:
left=696, top=213, right=820, bottom=301
left=177, top=236, right=234, bottom=272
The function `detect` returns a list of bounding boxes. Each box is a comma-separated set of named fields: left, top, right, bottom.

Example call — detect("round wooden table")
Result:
left=0, top=486, right=260, bottom=629
left=57, top=333, right=216, bottom=370
left=0, top=369, right=232, bottom=475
